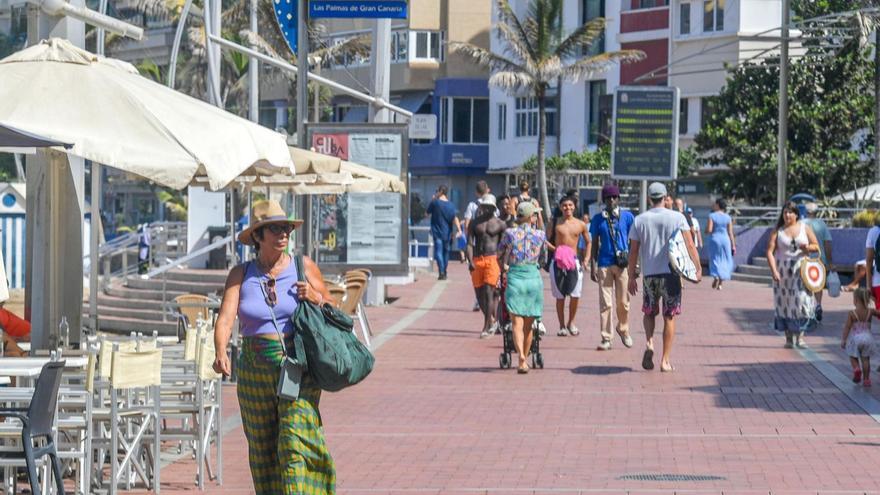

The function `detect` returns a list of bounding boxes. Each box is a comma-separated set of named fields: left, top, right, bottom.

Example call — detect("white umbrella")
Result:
left=0, top=122, right=72, bottom=148
left=0, top=38, right=293, bottom=190
left=204, top=147, right=407, bottom=194
left=829, top=183, right=880, bottom=203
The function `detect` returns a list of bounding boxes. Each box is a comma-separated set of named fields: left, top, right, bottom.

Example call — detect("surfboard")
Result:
left=668, top=229, right=699, bottom=283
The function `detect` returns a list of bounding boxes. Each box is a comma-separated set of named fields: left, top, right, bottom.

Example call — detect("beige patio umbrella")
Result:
left=0, top=38, right=293, bottom=190
left=209, top=146, right=407, bottom=194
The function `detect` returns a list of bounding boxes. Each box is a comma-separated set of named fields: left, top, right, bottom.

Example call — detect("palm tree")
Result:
left=451, top=0, right=643, bottom=216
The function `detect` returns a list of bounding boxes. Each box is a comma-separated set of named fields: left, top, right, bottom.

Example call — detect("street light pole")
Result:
left=296, top=0, right=308, bottom=148
left=777, top=0, right=790, bottom=207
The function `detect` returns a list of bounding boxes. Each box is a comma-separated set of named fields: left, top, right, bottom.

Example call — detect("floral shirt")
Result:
left=499, top=224, right=546, bottom=265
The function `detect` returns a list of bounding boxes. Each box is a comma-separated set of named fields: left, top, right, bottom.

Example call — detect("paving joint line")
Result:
left=370, top=279, right=447, bottom=351
left=797, top=346, right=880, bottom=424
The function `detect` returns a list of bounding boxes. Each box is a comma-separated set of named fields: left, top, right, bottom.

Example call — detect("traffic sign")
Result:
left=274, top=0, right=298, bottom=55
left=610, top=86, right=680, bottom=181
left=309, top=0, right=408, bottom=18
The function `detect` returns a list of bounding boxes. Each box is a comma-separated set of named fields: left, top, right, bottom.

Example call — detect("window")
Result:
left=390, top=31, right=408, bottom=63
left=679, top=98, right=688, bottom=135
left=497, top=103, right=507, bottom=140
left=588, top=81, right=606, bottom=145
left=440, top=97, right=488, bottom=144
left=514, top=97, right=558, bottom=138
left=412, top=31, right=444, bottom=61
left=679, top=3, right=691, bottom=35
left=703, top=0, right=724, bottom=32
left=10, top=5, right=27, bottom=44
left=638, top=0, right=668, bottom=7
left=700, top=96, right=717, bottom=129
left=582, top=0, right=605, bottom=55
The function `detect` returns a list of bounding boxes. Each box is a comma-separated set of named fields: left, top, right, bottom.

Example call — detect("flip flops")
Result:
left=642, top=349, right=654, bottom=370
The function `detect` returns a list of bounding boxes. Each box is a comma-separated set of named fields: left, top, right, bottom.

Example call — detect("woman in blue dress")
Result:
left=705, top=198, right=737, bottom=290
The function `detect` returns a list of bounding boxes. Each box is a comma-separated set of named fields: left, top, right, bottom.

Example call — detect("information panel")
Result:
left=306, top=124, right=409, bottom=275
left=610, top=86, right=680, bottom=181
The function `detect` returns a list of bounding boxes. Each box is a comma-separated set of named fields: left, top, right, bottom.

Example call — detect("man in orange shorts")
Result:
left=467, top=195, right=507, bottom=338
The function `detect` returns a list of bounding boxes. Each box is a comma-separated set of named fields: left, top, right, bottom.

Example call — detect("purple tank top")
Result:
left=238, top=260, right=299, bottom=337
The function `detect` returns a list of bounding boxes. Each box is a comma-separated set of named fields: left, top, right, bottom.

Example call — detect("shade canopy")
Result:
left=829, top=183, right=880, bottom=203
left=0, top=38, right=293, bottom=190
left=210, top=146, right=407, bottom=195
left=0, top=122, right=72, bottom=148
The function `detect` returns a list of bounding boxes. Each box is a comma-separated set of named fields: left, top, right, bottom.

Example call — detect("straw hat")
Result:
left=238, top=199, right=303, bottom=246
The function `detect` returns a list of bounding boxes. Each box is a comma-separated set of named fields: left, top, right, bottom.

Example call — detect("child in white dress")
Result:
left=841, top=288, right=876, bottom=387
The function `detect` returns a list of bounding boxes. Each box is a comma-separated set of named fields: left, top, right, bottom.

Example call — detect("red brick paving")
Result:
left=155, top=264, right=880, bottom=494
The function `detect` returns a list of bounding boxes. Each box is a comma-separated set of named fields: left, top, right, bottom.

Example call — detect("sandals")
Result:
left=642, top=349, right=654, bottom=370
left=854, top=369, right=863, bottom=383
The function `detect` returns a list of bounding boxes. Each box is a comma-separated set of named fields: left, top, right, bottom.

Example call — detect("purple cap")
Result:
left=601, top=184, right=620, bottom=199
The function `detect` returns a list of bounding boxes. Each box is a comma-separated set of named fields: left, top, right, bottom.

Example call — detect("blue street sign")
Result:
left=309, top=0, right=407, bottom=19
left=274, top=0, right=298, bottom=55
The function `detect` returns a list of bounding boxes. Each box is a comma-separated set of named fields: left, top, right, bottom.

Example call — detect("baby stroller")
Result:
left=497, top=274, right=544, bottom=369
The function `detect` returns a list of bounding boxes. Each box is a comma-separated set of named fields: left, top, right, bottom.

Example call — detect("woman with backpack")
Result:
left=213, top=199, right=337, bottom=494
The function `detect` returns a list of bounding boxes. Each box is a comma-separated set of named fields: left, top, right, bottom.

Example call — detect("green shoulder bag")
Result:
left=291, top=255, right=375, bottom=391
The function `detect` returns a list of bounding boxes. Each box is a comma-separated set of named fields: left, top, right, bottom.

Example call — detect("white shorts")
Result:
left=550, top=259, right=583, bottom=299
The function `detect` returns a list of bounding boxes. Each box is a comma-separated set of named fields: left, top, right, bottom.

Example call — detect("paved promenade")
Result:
left=159, top=264, right=880, bottom=494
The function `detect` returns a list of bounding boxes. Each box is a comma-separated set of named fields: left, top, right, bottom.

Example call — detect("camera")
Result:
left=615, top=250, right=629, bottom=268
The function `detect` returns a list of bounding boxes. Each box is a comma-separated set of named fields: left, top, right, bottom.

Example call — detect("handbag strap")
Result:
left=253, top=261, right=289, bottom=356
left=604, top=211, right=622, bottom=250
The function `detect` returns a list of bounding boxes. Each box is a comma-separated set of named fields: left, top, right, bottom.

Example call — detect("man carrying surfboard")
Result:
left=626, top=182, right=702, bottom=372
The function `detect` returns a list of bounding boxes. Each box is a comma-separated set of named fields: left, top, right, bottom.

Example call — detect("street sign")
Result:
left=408, top=114, right=436, bottom=140
left=309, top=0, right=408, bottom=18
left=274, top=0, right=298, bottom=55
left=610, top=86, right=680, bottom=181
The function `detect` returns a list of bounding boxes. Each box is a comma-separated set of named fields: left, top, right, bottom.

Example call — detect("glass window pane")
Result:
left=679, top=98, right=688, bottom=135
left=416, top=32, right=428, bottom=58
left=452, top=98, right=472, bottom=143
left=703, top=0, right=714, bottom=31
left=716, top=0, right=724, bottom=30
left=497, top=104, right=506, bottom=140
left=430, top=32, right=441, bottom=58
left=680, top=3, right=690, bottom=34
left=473, top=99, right=489, bottom=143
left=441, top=98, right=449, bottom=142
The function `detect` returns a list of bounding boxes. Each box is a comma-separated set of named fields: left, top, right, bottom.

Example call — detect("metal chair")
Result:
left=0, top=361, right=66, bottom=495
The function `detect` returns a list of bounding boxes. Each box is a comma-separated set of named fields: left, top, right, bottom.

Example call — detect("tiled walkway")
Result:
left=157, top=264, right=880, bottom=494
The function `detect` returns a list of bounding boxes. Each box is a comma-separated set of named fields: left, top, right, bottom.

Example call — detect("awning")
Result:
left=342, top=106, right=369, bottom=123
left=394, top=91, right=431, bottom=113
left=0, top=122, right=72, bottom=148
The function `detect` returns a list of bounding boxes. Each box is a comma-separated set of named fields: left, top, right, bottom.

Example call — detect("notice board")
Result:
left=306, top=123, right=409, bottom=275
left=610, top=86, right=680, bottom=181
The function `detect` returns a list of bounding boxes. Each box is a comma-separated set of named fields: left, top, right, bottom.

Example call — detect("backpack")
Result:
left=290, top=256, right=375, bottom=392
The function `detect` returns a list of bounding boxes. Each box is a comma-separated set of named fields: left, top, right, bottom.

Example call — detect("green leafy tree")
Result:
left=695, top=49, right=874, bottom=204
left=451, top=0, right=643, bottom=217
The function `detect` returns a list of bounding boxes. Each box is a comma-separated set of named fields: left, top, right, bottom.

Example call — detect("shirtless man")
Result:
left=467, top=196, right=507, bottom=338
left=547, top=195, right=591, bottom=336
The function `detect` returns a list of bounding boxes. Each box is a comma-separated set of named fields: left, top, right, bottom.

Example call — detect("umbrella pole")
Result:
left=89, top=163, right=101, bottom=334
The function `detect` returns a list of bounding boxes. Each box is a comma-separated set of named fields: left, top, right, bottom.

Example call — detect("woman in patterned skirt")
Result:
left=766, top=201, right=820, bottom=349
left=213, top=199, right=336, bottom=494
left=498, top=201, right=547, bottom=374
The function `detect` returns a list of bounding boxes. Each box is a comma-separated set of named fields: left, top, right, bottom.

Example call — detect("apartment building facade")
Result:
left=316, top=0, right=496, bottom=211
left=488, top=0, right=785, bottom=194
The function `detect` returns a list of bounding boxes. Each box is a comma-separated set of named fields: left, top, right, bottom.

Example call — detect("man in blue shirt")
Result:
left=589, top=184, right=635, bottom=351
left=803, top=201, right=832, bottom=321
left=426, top=185, right=461, bottom=280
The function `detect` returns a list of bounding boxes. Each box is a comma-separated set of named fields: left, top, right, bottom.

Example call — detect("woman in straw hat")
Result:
left=213, top=199, right=336, bottom=494
left=498, top=201, right=547, bottom=373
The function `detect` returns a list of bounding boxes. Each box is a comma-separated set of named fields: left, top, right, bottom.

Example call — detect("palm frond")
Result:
left=449, top=42, right=530, bottom=74
left=555, top=17, right=604, bottom=59
left=558, top=49, right=645, bottom=83
left=495, top=21, right=534, bottom=66
left=488, top=70, right=536, bottom=92
left=526, top=0, right=562, bottom=58
left=496, top=0, right=537, bottom=62
left=311, top=34, right=370, bottom=67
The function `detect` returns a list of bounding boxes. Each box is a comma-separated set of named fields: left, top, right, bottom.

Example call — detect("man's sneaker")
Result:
left=620, top=333, right=634, bottom=348
left=486, top=321, right=499, bottom=336
left=480, top=329, right=491, bottom=339
left=567, top=324, right=580, bottom=336
left=472, top=300, right=480, bottom=312
left=816, top=306, right=823, bottom=322
left=534, top=321, right=547, bottom=336
left=597, top=340, right=612, bottom=351
left=557, top=327, right=569, bottom=336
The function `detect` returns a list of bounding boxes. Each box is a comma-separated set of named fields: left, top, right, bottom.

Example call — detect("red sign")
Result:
left=312, top=133, right=349, bottom=160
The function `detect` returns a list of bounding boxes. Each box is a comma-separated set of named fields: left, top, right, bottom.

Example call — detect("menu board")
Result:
left=307, top=124, right=408, bottom=273
left=611, top=86, right=680, bottom=181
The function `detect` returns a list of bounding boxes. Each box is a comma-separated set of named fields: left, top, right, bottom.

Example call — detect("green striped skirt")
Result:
left=237, top=337, right=336, bottom=495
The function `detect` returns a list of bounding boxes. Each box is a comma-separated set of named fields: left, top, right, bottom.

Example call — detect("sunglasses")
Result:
left=262, top=277, right=277, bottom=307
left=265, top=223, right=294, bottom=236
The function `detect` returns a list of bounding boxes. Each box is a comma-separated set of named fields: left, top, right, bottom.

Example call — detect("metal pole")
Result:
left=875, top=28, right=880, bottom=183
left=296, top=0, right=308, bottom=148
left=776, top=0, right=790, bottom=207
left=248, top=0, right=259, bottom=122
left=167, top=0, right=193, bottom=88
left=369, top=19, right=391, bottom=123
left=89, top=164, right=100, bottom=334
left=639, top=180, right=647, bottom=214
